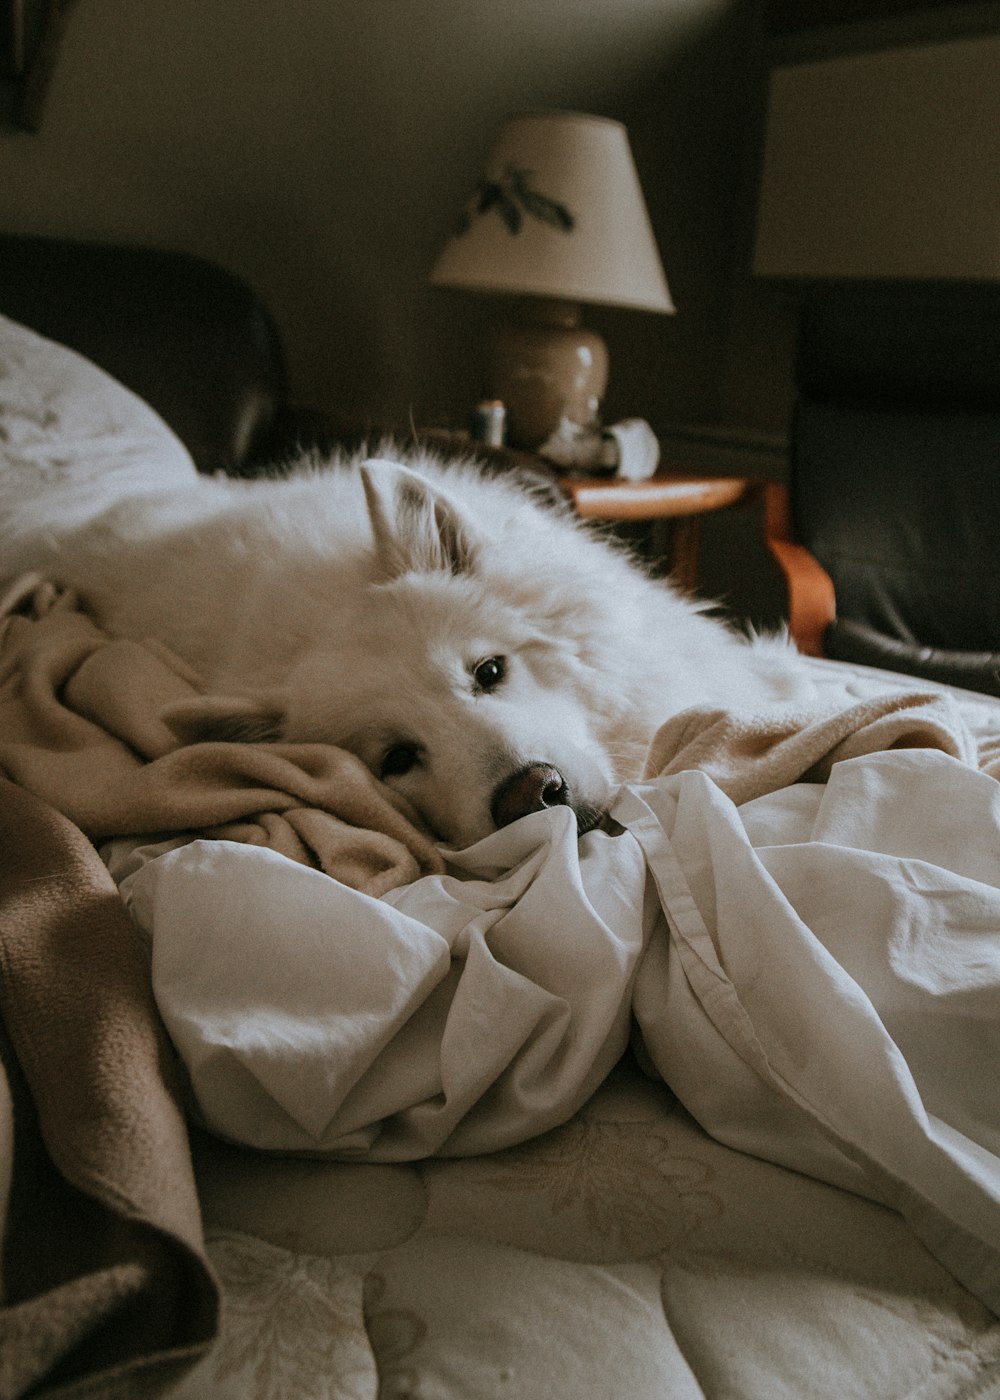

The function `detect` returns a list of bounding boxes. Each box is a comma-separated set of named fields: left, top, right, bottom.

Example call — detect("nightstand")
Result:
left=555, top=470, right=760, bottom=592
left=418, top=428, right=760, bottom=592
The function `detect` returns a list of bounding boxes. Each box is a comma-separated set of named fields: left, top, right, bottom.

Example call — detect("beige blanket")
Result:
left=644, top=686, right=1000, bottom=798
left=0, top=576, right=443, bottom=897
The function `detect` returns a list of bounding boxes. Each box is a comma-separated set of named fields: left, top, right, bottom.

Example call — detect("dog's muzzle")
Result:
left=490, top=763, right=604, bottom=835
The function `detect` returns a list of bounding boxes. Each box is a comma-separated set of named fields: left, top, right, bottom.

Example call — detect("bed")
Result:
left=2, top=237, right=1000, bottom=1400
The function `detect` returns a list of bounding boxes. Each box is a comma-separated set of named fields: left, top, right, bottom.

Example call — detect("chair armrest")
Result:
left=824, top=618, right=1000, bottom=697
left=763, top=482, right=836, bottom=657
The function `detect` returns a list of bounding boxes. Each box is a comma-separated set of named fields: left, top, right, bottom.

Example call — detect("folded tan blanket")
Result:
left=0, top=576, right=444, bottom=897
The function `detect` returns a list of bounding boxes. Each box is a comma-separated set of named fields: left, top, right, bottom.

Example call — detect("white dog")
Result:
left=4, top=451, right=805, bottom=846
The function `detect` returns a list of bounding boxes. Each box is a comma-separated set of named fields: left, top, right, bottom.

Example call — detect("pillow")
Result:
left=0, top=313, right=197, bottom=571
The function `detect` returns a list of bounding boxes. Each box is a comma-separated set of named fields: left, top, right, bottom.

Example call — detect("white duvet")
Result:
left=112, top=719, right=1000, bottom=1316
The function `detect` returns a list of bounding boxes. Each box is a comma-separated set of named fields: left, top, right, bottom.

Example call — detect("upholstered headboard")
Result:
left=0, top=233, right=332, bottom=475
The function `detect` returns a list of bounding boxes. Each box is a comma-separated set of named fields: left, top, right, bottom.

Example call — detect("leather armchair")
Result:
left=765, top=280, right=1000, bottom=697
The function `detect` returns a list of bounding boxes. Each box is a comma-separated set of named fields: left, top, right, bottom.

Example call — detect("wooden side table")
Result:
left=555, top=470, right=761, bottom=592
left=417, top=430, right=759, bottom=593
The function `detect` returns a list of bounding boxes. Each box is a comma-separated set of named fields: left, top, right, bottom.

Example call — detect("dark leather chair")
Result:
left=0, top=233, right=344, bottom=475
left=765, top=280, right=1000, bottom=696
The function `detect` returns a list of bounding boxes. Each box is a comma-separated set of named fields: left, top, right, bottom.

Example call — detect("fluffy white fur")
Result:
left=3, top=449, right=807, bottom=846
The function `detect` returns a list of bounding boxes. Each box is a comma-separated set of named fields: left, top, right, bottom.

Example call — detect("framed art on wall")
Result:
left=1, top=0, right=78, bottom=131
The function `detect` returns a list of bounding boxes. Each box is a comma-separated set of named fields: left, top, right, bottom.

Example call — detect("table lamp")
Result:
left=430, top=111, right=674, bottom=452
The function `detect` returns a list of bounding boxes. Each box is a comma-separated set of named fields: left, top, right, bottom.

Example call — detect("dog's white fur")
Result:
left=3, top=450, right=807, bottom=846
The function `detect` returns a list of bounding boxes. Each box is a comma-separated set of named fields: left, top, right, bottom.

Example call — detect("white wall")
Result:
left=1, top=0, right=767, bottom=435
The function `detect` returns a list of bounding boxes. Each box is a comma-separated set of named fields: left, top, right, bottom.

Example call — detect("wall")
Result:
left=0, top=0, right=768, bottom=440
left=5, top=2, right=996, bottom=629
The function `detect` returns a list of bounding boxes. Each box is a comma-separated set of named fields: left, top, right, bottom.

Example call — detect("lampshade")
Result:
left=753, top=34, right=1000, bottom=280
left=431, top=111, right=672, bottom=453
left=431, top=111, right=673, bottom=312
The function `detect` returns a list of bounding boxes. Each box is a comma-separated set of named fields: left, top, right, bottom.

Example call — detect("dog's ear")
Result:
left=361, top=458, right=479, bottom=581
left=161, top=693, right=286, bottom=745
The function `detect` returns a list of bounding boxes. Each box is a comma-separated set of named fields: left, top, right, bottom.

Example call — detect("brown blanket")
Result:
left=0, top=776, right=219, bottom=1399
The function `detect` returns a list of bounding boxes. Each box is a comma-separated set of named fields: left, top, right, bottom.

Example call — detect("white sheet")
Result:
left=123, top=811, right=651, bottom=1160
left=625, top=749, right=1000, bottom=1316
left=117, top=733, right=1000, bottom=1314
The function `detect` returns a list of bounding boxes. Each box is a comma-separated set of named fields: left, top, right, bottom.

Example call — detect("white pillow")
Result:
left=0, top=312, right=198, bottom=570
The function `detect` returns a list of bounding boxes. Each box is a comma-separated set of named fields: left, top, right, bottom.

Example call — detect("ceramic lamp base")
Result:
left=489, top=299, right=608, bottom=451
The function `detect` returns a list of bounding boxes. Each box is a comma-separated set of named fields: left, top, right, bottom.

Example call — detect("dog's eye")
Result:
left=380, top=742, right=420, bottom=778
left=473, top=655, right=507, bottom=693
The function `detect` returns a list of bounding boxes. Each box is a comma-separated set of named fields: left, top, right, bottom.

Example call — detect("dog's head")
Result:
left=163, top=459, right=617, bottom=847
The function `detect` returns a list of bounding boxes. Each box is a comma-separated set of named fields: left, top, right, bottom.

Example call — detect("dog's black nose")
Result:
left=491, top=763, right=569, bottom=829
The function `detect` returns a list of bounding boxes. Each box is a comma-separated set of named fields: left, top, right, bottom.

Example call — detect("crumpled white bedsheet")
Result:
left=117, top=809, right=651, bottom=1161
left=114, top=732, right=1000, bottom=1315
left=624, top=749, right=1000, bottom=1318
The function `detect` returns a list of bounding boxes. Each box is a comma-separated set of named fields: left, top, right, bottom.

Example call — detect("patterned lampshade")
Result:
left=431, top=111, right=673, bottom=314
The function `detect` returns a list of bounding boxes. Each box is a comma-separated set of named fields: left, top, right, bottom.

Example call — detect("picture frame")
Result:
left=1, top=0, right=77, bottom=131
